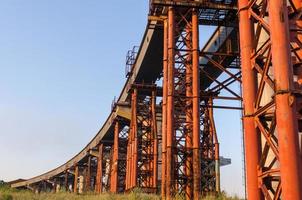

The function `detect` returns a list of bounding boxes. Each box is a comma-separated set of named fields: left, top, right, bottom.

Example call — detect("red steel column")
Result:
left=126, top=91, right=136, bottom=190
left=192, top=9, right=200, bottom=200
left=111, top=121, right=119, bottom=193
left=64, top=170, right=68, bottom=191
left=166, top=7, right=175, bottom=200
left=268, top=1, right=302, bottom=199
left=132, top=89, right=138, bottom=188
left=152, top=90, right=158, bottom=189
left=161, top=18, right=168, bottom=198
left=86, top=156, right=91, bottom=192
left=73, top=165, right=79, bottom=194
left=95, top=144, right=103, bottom=194
left=214, top=143, right=220, bottom=193
left=291, top=0, right=302, bottom=166
left=126, top=131, right=131, bottom=190
left=209, top=98, right=220, bottom=193
left=238, top=1, right=262, bottom=199
left=185, top=24, right=193, bottom=200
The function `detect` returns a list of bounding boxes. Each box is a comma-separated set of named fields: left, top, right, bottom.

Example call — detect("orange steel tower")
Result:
left=150, top=0, right=238, bottom=199
left=160, top=7, right=202, bottom=199
left=125, top=84, right=158, bottom=192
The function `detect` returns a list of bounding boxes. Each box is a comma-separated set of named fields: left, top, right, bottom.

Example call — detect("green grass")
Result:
left=0, top=185, right=241, bottom=200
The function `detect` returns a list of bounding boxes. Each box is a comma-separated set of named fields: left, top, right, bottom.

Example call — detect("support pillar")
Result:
left=126, top=89, right=138, bottom=190
left=85, top=156, right=91, bottom=192
left=269, top=1, right=302, bottom=199
left=166, top=7, right=175, bottom=200
left=110, top=121, right=119, bottom=193
left=132, top=88, right=138, bottom=189
left=152, top=90, right=158, bottom=189
left=64, top=170, right=68, bottom=191
left=238, top=0, right=262, bottom=199
left=95, top=144, right=103, bottom=194
left=214, top=143, right=220, bottom=193
left=192, top=9, right=200, bottom=200
left=161, top=18, right=168, bottom=199
left=185, top=23, right=193, bottom=200
left=73, top=165, right=79, bottom=194
left=209, top=98, right=220, bottom=193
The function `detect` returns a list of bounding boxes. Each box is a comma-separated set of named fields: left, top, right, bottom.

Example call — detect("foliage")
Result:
left=0, top=188, right=241, bottom=200
left=0, top=181, right=5, bottom=187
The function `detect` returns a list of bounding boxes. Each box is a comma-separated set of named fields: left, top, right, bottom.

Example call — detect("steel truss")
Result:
left=153, top=1, right=240, bottom=199
left=199, top=22, right=241, bottom=195
left=95, top=144, right=104, bottom=193
left=160, top=6, right=202, bottom=200
left=101, top=144, right=113, bottom=192
left=239, top=0, right=302, bottom=199
left=200, top=97, right=219, bottom=194
left=125, top=84, right=158, bottom=192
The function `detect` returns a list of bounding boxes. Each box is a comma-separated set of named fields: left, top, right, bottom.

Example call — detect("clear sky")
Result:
left=0, top=0, right=244, bottom=198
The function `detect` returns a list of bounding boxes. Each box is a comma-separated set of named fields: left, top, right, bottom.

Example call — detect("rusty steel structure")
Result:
left=125, top=84, right=158, bottom=192
left=238, top=0, right=302, bottom=199
left=10, top=0, right=302, bottom=200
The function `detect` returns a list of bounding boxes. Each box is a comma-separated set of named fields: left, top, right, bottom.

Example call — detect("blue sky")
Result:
left=0, top=0, right=244, bottom=197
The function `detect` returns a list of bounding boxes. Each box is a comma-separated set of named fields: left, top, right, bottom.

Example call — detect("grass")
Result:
left=0, top=185, right=241, bottom=200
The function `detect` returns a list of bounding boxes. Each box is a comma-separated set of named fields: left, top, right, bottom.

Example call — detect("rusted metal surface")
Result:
left=73, top=166, right=79, bottom=194
left=110, top=122, right=119, bottom=193
left=237, top=0, right=302, bottom=199
left=238, top=0, right=261, bottom=199
left=95, top=144, right=103, bottom=194
left=161, top=18, right=168, bottom=198
left=192, top=9, right=201, bottom=200
left=64, top=170, right=68, bottom=191
left=125, top=85, right=158, bottom=192
left=85, top=156, right=91, bottom=192
left=269, top=1, right=302, bottom=198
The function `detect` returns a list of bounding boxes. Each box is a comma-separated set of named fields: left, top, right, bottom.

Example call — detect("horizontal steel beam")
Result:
left=151, top=0, right=237, bottom=10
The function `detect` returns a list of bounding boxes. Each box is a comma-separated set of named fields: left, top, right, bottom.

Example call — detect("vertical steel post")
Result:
left=127, top=88, right=138, bottom=190
left=268, top=1, right=302, bottom=199
left=185, top=24, right=193, bottom=200
left=214, top=143, right=220, bottom=193
left=152, top=90, right=158, bottom=189
left=127, top=96, right=133, bottom=190
left=73, top=165, right=79, bottom=194
left=209, top=98, right=220, bottom=193
left=53, top=178, right=57, bottom=193
left=64, top=171, right=68, bottom=192
left=86, top=156, right=91, bottom=192
left=132, top=88, right=138, bottom=189
left=161, top=18, right=168, bottom=199
left=238, top=0, right=262, bottom=199
left=95, top=144, right=103, bottom=194
left=166, top=7, right=175, bottom=200
left=111, top=121, right=119, bottom=193
left=126, top=133, right=131, bottom=190
left=192, top=9, right=200, bottom=200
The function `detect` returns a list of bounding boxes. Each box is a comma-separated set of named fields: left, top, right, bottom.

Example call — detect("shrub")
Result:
left=0, top=194, right=13, bottom=200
